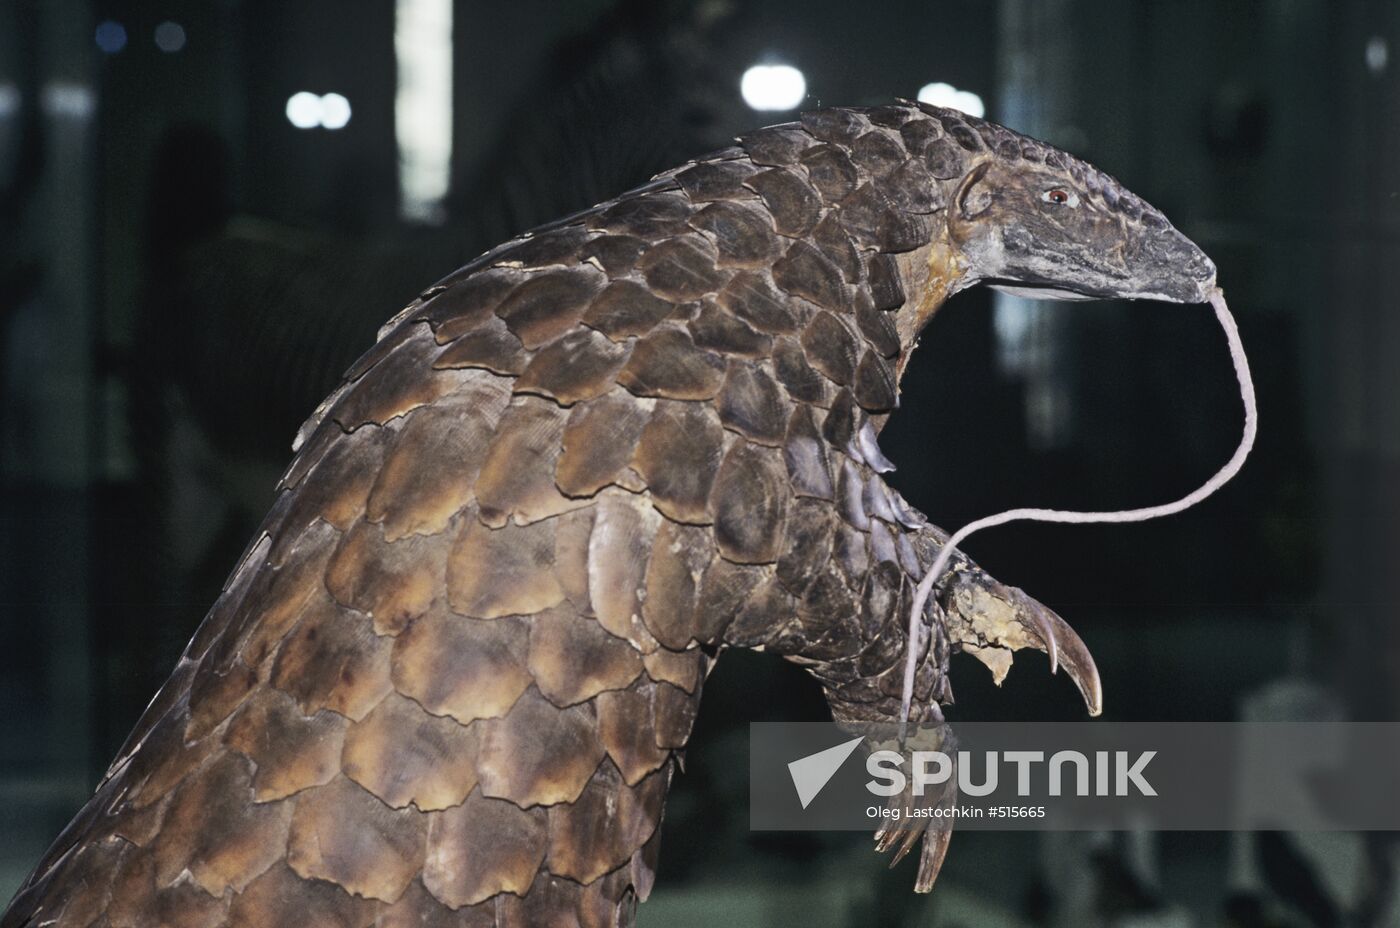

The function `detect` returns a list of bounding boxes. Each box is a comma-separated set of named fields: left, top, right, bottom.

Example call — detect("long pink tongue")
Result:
left=898, top=287, right=1257, bottom=742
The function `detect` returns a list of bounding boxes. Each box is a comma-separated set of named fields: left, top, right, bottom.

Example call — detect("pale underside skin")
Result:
left=1, top=99, right=1217, bottom=928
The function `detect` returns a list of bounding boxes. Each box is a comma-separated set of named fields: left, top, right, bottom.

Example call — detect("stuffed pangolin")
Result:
left=3, top=100, right=1218, bottom=928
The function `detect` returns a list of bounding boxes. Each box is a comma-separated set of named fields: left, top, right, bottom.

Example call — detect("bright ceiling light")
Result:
left=917, top=81, right=986, bottom=119
left=319, top=93, right=352, bottom=130
left=741, top=64, right=806, bottom=112
left=285, top=92, right=321, bottom=130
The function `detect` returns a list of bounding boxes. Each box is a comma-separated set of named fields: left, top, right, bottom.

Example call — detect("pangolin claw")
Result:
left=947, top=572, right=1103, bottom=717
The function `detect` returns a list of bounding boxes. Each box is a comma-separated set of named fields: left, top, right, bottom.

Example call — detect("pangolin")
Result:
left=3, top=100, right=1220, bottom=928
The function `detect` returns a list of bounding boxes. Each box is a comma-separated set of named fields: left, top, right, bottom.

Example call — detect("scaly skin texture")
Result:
left=3, top=101, right=1213, bottom=927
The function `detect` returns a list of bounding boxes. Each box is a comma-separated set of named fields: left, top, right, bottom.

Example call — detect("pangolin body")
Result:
left=3, top=100, right=1216, bottom=927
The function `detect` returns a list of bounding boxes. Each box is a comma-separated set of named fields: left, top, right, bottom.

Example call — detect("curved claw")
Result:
left=946, top=572, right=1103, bottom=717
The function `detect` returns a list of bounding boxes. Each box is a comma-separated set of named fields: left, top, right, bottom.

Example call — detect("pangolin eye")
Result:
left=1041, top=188, right=1079, bottom=207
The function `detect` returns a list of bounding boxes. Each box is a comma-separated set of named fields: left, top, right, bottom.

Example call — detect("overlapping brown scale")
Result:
left=152, top=752, right=293, bottom=896
left=868, top=519, right=899, bottom=568
left=693, top=558, right=767, bottom=644
left=416, top=269, right=523, bottom=341
left=637, top=235, right=727, bottom=302
left=581, top=278, right=677, bottom=341
left=849, top=130, right=907, bottom=177
left=977, top=122, right=1022, bottom=160
left=853, top=349, right=898, bottom=412
left=631, top=400, right=725, bottom=524
left=723, top=578, right=801, bottom=650
left=341, top=692, right=479, bottom=811
left=772, top=240, right=848, bottom=314
left=651, top=682, right=701, bottom=750
left=376, top=880, right=496, bottom=928
left=514, top=327, right=633, bottom=406
left=865, top=103, right=916, bottom=128
left=639, top=520, right=714, bottom=650
left=271, top=600, right=395, bottom=721
left=737, top=124, right=813, bottom=165
left=505, top=871, right=639, bottom=928
left=365, top=385, right=507, bottom=542
left=21, top=836, right=122, bottom=928
left=594, top=685, right=671, bottom=787
left=446, top=515, right=564, bottom=619
left=227, top=861, right=378, bottom=928
left=885, top=158, right=946, bottom=214
left=273, top=425, right=387, bottom=537
left=716, top=361, right=789, bottom=446
left=155, top=872, right=231, bottom=928
left=840, top=182, right=931, bottom=253
left=800, top=145, right=859, bottom=203
left=325, top=519, right=445, bottom=635
left=326, top=331, right=466, bottom=432
left=111, top=786, right=172, bottom=846
left=772, top=335, right=835, bottom=406
left=553, top=507, right=596, bottom=612
left=474, top=397, right=583, bottom=527
left=776, top=498, right=836, bottom=596
left=821, top=389, right=859, bottom=450
left=742, top=168, right=821, bottom=237
left=555, top=390, right=653, bottom=498
left=922, top=136, right=969, bottom=180
left=801, top=311, right=861, bottom=386
left=710, top=441, right=789, bottom=565
left=898, top=115, right=943, bottom=155
left=432, top=315, right=531, bottom=376
left=856, top=292, right=902, bottom=359
left=490, top=226, right=592, bottom=271
left=863, top=474, right=900, bottom=525
left=528, top=605, right=644, bottom=707
left=783, top=405, right=835, bottom=500
left=547, top=762, right=668, bottom=885
left=937, top=112, right=984, bottom=151
left=107, top=844, right=157, bottom=925
left=616, top=326, right=726, bottom=400
left=286, top=774, right=426, bottom=903
left=688, top=301, right=772, bottom=358
left=687, top=200, right=781, bottom=269
left=675, top=159, right=761, bottom=201
left=811, top=213, right=861, bottom=283
left=184, top=659, right=259, bottom=742
left=224, top=687, right=348, bottom=802
left=642, top=647, right=705, bottom=694
left=422, top=790, right=547, bottom=908
left=594, top=190, right=693, bottom=238
left=581, top=234, right=648, bottom=276
left=226, top=522, right=339, bottom=667
left=715, top=270, right=801, bottom=335
left=586, top=494, right=661, bottom=651
left=866, top=254, right=906, bottom=311
left=122, top=705, right=211, bottom=812
left=795, top=567, right=860, bottom=646
left=391, top=612, right=529, bottom=726
left=837, top=458, right=871, bottom=531
left=474, top=689, right=606, bottom=808
left=494, top=268, right=606, bottom=350
left=833, top=522, right=872, bottom=585
left=799, top=108, right=868, bottom=145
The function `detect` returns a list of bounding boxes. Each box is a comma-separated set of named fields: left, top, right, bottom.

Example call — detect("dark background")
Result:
left=2, top=1, right=1397, bottom=925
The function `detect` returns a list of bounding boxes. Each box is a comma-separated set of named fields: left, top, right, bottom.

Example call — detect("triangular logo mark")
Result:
left=788, top=736, right=865, bottom=809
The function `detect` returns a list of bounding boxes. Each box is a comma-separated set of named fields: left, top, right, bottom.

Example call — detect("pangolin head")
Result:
left=921, top=104, right=1216, bottom=305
